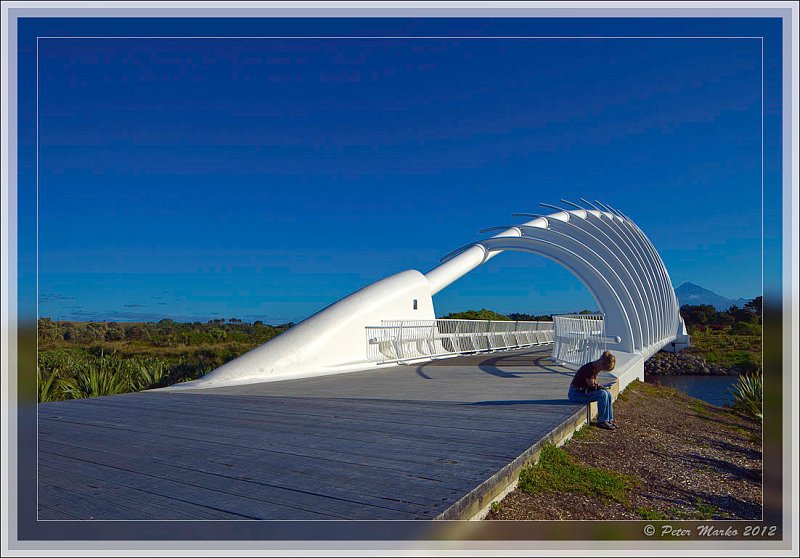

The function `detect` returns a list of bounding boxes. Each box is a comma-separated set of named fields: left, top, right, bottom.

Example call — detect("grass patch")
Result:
left=518, top=444, right=637, bottom=505
left=690, top=400, right=712, bottom=418
left=633, top=380, right=684, bottom=401
left=665, top=499, right=718, bottom=520
left=694, top=500, right=717, bottom=519
left=570, top=424, right=593, bottom=442
left=636, top=507, right=669, bottom=520
left=688, top=331, right=761, bottom=370
left=489, top=501, right=503, bottom=514
left=666, top=507, right=696, bottom=519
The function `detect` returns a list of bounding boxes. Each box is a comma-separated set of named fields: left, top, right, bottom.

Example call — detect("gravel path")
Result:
left=486, top=381, right=762, bottom=520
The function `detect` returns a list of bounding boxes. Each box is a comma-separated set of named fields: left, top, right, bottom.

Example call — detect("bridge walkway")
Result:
left=38, top=346, right=615, bottom=520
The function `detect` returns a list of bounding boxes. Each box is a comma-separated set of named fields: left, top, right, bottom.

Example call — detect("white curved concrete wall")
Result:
left=177, top=270, right=435, bottom=388
left=174, top=203, right=686, bottom=388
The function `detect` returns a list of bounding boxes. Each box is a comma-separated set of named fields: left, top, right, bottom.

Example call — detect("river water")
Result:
left=646, top=375, right=739, bottom=407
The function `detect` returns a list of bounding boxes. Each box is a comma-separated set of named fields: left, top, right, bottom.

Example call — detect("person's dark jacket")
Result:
left=570, top=360, right=602, bottom=391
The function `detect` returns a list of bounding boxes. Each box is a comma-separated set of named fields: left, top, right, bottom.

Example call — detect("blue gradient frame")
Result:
left=14, top=15, right=785, bottom=543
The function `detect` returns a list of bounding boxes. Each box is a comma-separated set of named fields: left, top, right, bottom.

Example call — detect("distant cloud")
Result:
left=39, top=293, right=75, bottom=303
left=106, top=310, right=169, bottom=321
left=64, top=309, right=201, bottom=322
left=64, top=310, right=99, bottom=319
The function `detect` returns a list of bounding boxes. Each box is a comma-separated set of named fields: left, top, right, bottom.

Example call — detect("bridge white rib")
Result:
left=511, top=224, right=644, bottom=352
left=590, top=211, right=662, bottom=347
left=573, top=212, right=656, bottom=348
left=472, top=235, right=637, bottom=354
left=542, top=217, right=651, bottom=350
left=424, top=203, right=683, bottom=358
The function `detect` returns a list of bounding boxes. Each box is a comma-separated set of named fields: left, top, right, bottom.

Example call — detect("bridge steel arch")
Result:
left=425, top=207, right=686, bottom=360
left=178, top=202, right=688, bottom=389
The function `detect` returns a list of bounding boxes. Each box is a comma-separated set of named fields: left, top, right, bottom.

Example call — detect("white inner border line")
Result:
left=37, top=35, right=766, bottom=39
left=34, top=34, right=767, bottom=523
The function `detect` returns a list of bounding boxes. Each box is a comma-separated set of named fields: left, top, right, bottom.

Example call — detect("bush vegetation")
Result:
left=679, top=297, right=762, bottom=372
left=679, top=297, right=763, bottom=418
left=37, top=318, right=293, bottom=403
left=730, top=373, right=763, bottom=420
left=439, top=309, right=556, bottom=321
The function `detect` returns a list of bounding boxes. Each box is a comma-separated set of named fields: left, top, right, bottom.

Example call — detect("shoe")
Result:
left=597, top=421, right=616, bottom=430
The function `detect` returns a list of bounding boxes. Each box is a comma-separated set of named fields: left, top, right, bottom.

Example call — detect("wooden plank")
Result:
left=39, top=449, right=341, bottom=520
left=38, top=464, right=245, bottom=520
left=42, top=396, right=566, bottom=457
left=40, top=395, right=555, bottom=438
left=38, top=422, right=487, bottom=499
left=36, top=349, right=586, bottom=521
left=38, top=406, right=541, bottom=462
left=38, top=398, right=560, bottom=453
left=106, top=390, right=578, bottom=420
left=49, top=391, right=580, bottom=430
left=38, top=412, right=538, bottom=479
left=39, top=417, right=505, bottom=482
left=39, top=434, right=463, bottom=511
left=39, top=441, right=435, bottom=519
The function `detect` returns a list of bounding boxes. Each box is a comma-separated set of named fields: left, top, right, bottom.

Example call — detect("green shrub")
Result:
left=59, top=351, right=132, bottom=399
left=730, top=322, right=762, bottom=336
left=440, top=309, right=511, bottom=321
left=37, top=350, right=185, bottom=401
left=37, top=366, right=63, bottom=403
left=730, top=374, right=763, bottom=420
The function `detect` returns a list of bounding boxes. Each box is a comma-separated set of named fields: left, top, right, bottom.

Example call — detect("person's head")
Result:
left=599, top=351, right=616, bottom=371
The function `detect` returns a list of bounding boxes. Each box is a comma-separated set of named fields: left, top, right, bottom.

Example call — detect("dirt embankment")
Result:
left=486, top=381, right=762, bottom=520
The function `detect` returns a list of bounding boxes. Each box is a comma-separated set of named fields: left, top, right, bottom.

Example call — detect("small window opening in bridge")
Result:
left=413, top=299, right=418, bottom=310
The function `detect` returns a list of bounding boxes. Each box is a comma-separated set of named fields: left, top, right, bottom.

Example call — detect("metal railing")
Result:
left=365, top=319, right=555, bottom=363
left=551, top=314, right=607, bottom=367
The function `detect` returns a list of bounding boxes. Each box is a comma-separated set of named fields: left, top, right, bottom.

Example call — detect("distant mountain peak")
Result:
left=675, top=282, right=752, bottom=311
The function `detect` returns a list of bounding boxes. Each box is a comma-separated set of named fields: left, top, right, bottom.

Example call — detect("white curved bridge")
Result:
left=178, top=200, right=689, bottom=390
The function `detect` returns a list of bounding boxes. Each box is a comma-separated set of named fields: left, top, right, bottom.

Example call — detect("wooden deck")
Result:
left=37, top=347, right=608, bottom=520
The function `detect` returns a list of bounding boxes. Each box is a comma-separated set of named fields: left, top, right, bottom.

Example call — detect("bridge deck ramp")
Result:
left=38, top=347, right=613, bottom=520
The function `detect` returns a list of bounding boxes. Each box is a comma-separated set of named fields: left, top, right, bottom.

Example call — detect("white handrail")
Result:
left=365, top=319, right=554, bottom=363
left=551, top=314, right=608, bottom=367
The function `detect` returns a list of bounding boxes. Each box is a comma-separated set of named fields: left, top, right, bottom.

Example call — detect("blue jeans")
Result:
left=568, top=386, right=614, bottom=423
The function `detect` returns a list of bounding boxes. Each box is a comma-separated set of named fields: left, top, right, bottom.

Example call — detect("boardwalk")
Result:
left=37, top=347, right=609, bottom=520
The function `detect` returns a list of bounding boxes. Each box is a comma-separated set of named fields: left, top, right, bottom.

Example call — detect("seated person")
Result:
left=568, top=350, right=617, bottom=430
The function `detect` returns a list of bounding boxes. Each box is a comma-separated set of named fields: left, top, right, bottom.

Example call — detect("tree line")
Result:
left=439, top=309, right=562, bottom=321
left=37, top=317, right=294, bottom=348
left=680, top=296, right=762, bottom=335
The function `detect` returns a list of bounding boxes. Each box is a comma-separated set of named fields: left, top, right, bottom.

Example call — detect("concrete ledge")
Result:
left=435, top=404, right=589, bottom=521
left=439, top=372, right=631, bottom=521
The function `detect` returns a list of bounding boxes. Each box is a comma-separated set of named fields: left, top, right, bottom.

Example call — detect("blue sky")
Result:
left=33, top=25, right=771, bottom=323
